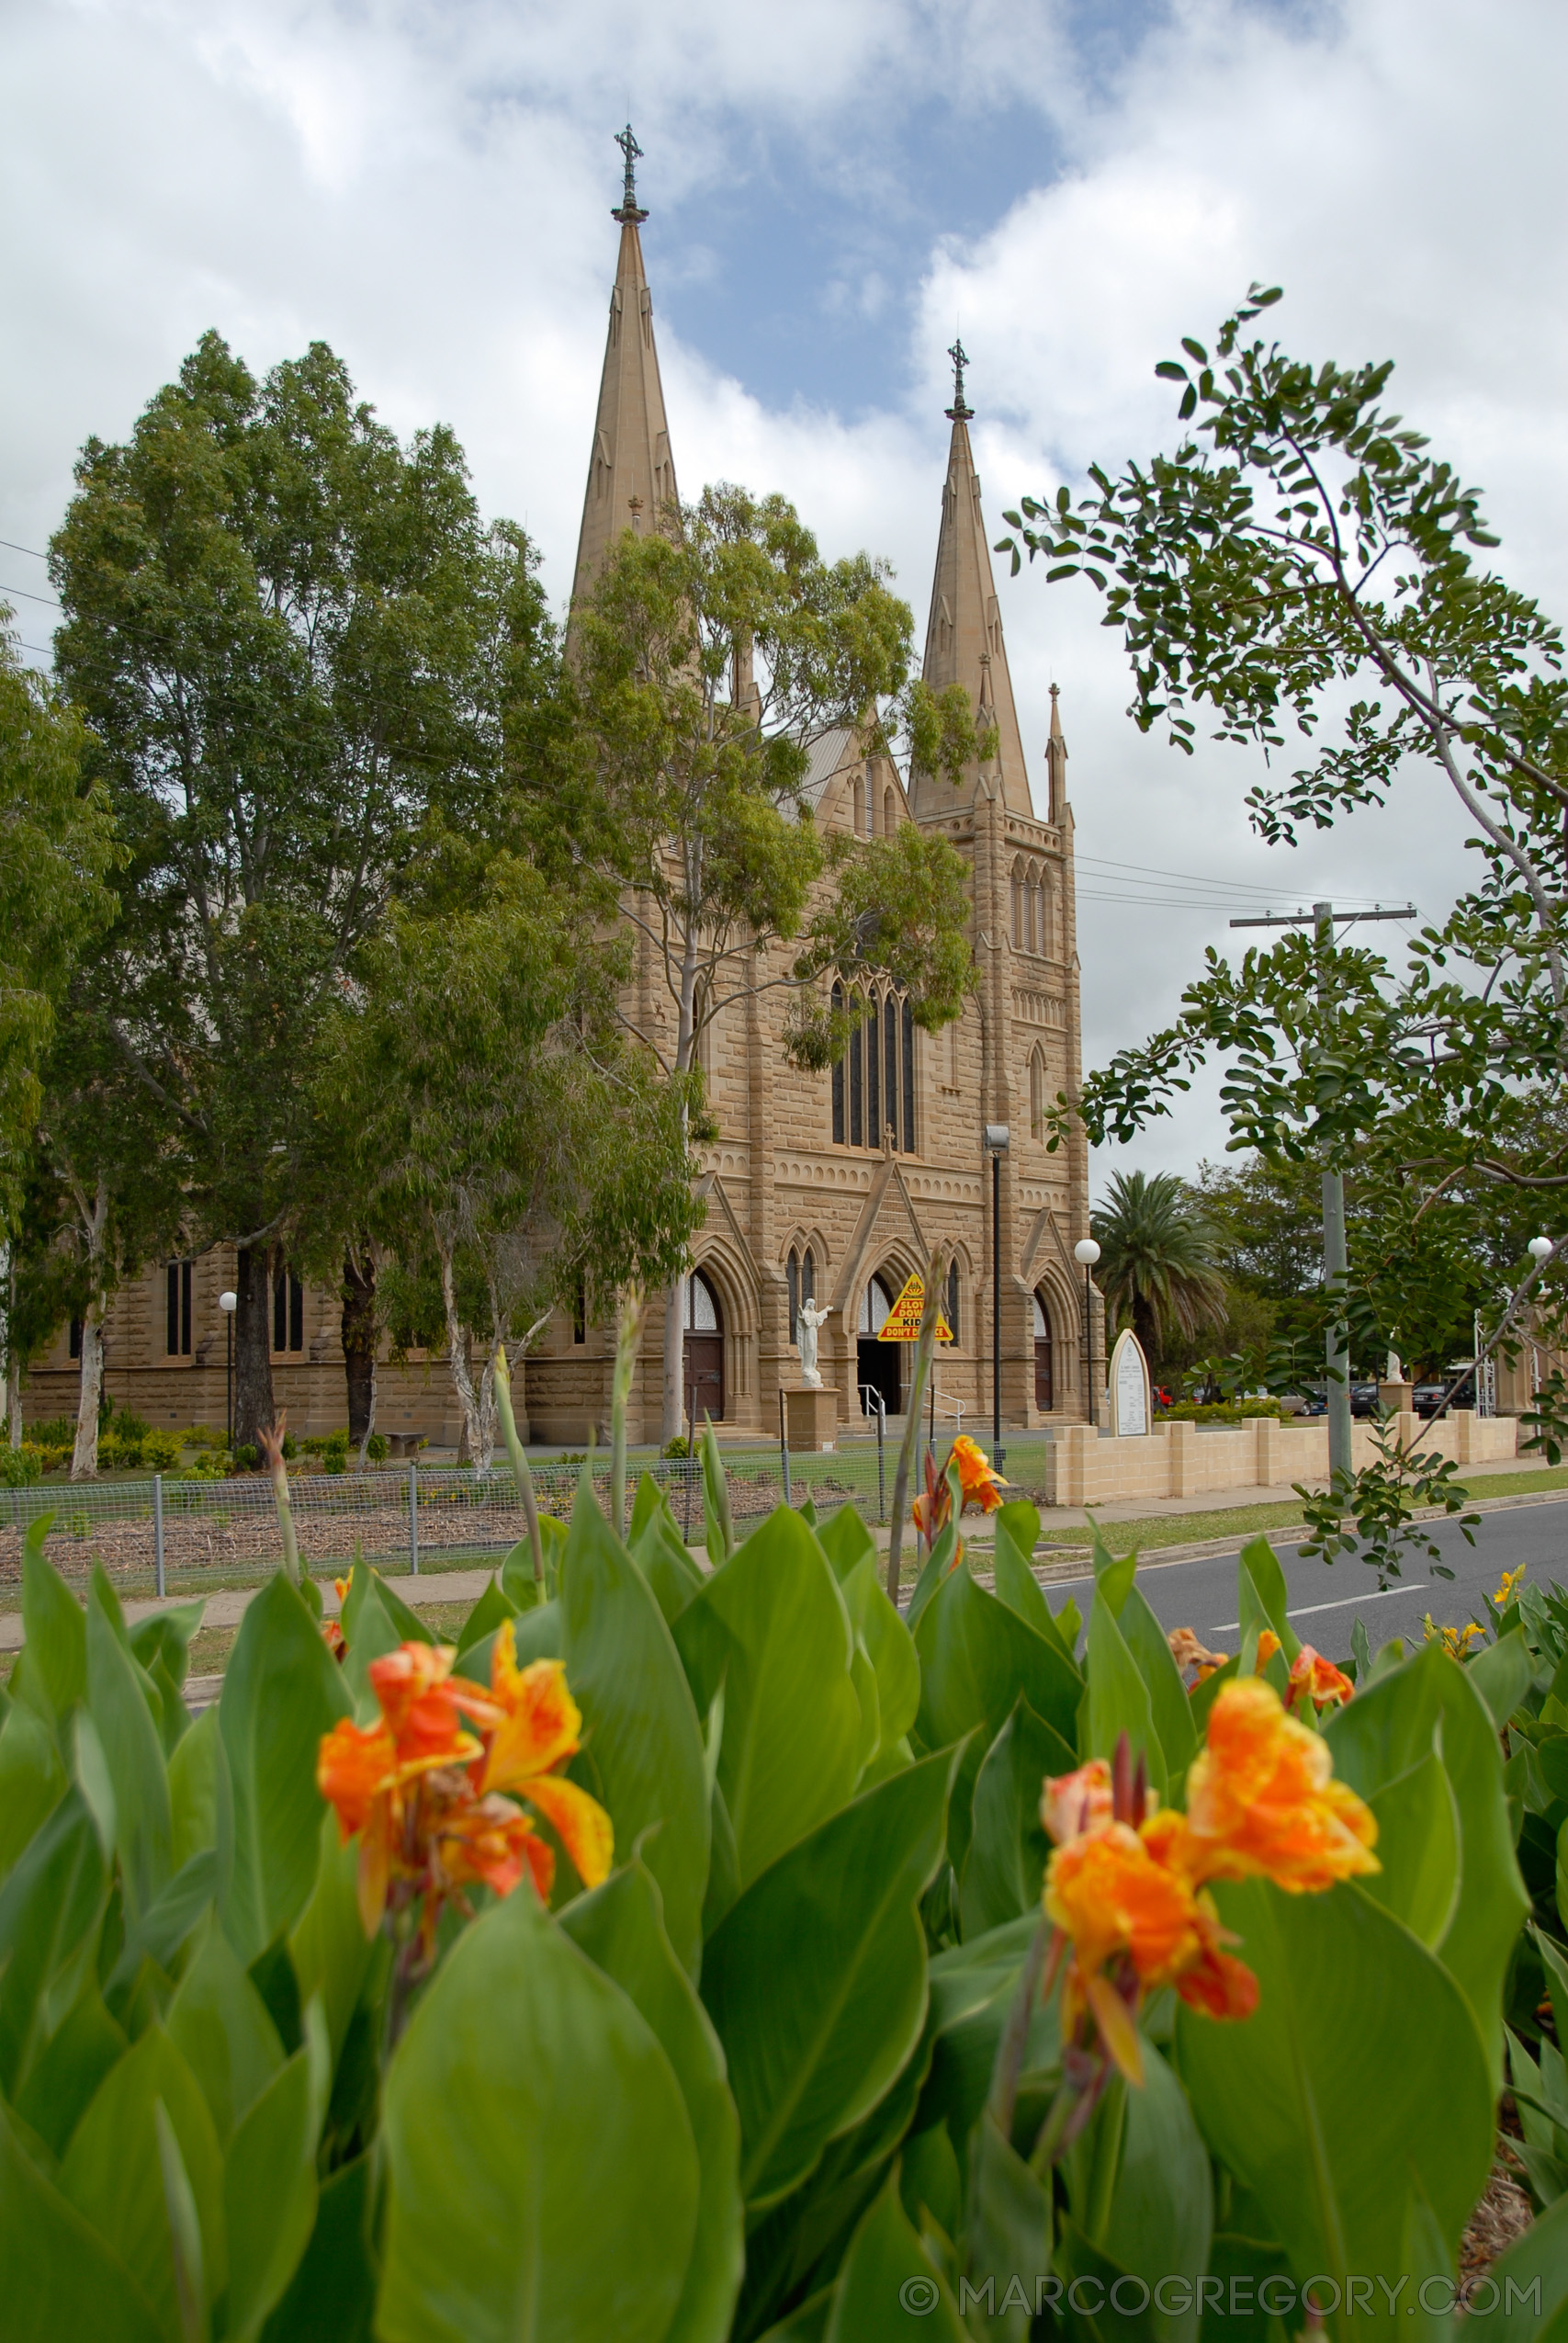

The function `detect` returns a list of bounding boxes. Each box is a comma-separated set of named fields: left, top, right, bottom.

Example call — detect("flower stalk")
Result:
left=256, top=1412, right=300, bottom=1586
left=610, top=1288, right=644, bottom=1540
left=492, top=1343, right=544, bottom=1585
left=886, top=1247, right=951, bottom=1606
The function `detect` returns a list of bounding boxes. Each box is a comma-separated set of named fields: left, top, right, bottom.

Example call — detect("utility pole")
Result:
left=1230, top=900, right=1416, bottom=1483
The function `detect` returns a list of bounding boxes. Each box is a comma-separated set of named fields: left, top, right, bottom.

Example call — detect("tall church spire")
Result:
left=908, top=345, right=1033, bottom=819
left=569, top=126, right=680, bottom=617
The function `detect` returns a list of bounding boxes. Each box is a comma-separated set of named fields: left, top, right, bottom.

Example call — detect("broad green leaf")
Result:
left=256, top=2153, right=378, bottom=2343
left=129, top=1599, right=204, bottom=1692
left=702, top=1746, right=956, bottom=2210
left=73, top=1707, right=117, bottom=1860
left=1326, top=1639, right=1527, bottom=2088
left=960, top=1697, right=1075, bottom=1939
left=841, top=1552, right=920, bottom=1759
left=1361, top=1753, right=1461, bottom=1947
left=1096, top=2044, right=1212, bottom=2343
left=219, top=1573, right=351, bottom=1966
left=453, top=1576, right=516, bottom=1665
left=1238, top=1537, right=1301, bottom=1663
left=13, top=1975, right=126, bottom=2157
left=964, top=2106, right=1053, bottom=2341
left=0, top=1792, right=109, bottom=2097
left=288, top=1808, right=373, bottom=2063
left=501, top=1512, right=567, bottom=1605
left=559, top=1480, right=710, bottom=1974
left=824, top=2163, right=968, bottom=2340
left=564, top=1862, right=744, bottom=2343
left=169, top=1703, right=231, bottom=1875
left=61, top=2020, right=226, bottom=2331
left=1118, top=1583, right=1198, bottom=1777
left=168, top=1915, right=284, bottom=2145
left=378, top=1879, right=699, bottom=2343
left=819, top=1505, right=877, bottom=1583
left=1084, top=1587, right=1167, bottom=1802
left=225, top=2038, right=322, bottom=2342
left=361, top=1568, right=433, bottom=1646
left=631, top=1500, right=706, bottom=1625
left=852, top=1636, right=882, bottom=1773
left=105, top=1848, right=219, bottom=2011
left=675, top=1504, right=863, bottom=1891
left=86, top=1575, right=172, bottom=1921
left=0, top=1698, right=66, bottom=1883
left=1468, top=1629, right=1535, bottom=1729
left=1090, top=1528, right=1136, bottom=1615
left=916, top=1917, right=1058, bottom=2154
left=18, top=1522, right=85, bottom=1739
left=339, top=1578, right=404, bottom=1722
left=914, top=1564, right=1082, bottom=1874
left=901, top=2121, right=962, bottom=2238
left=1178, top=1880, right=1492, bottom=2334
left=0, top=2098, right=164, bottom=2343
left=701, top=1416, right=735, bottom=1564
left=906, top=1518, right=963, bottom=1635
left=991, top=1501, right=1060, bottom=1645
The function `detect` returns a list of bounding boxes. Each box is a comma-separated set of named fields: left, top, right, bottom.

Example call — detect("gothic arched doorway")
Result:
left=685, top=1271, right=725, bottom=1426
left=857, top=1274, right=901, bottom=1416
left=1033, top=1291, right=1055, bottom=1412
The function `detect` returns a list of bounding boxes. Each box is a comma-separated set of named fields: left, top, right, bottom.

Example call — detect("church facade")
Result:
left=23, top=165, right=1099, bottom=1450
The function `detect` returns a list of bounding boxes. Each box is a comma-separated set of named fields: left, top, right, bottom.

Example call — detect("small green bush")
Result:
left=367, top=1432, right=389, bottom=1462
left=142, top=1430, right=183, bottom=1471
left=1159, top=1398, right=1288, bottom=1424
left=233, top=1441, right=260, bottom=1471
left=660, top=1434, right=691, bottom=1458
left=27, top=1414, right=76, bottom=1448
left=181, top=1422, right=227, bottom=1449
left=0, top=1444, right=43, bottom=1487
left=180, top=1450, right=231, bottom=1480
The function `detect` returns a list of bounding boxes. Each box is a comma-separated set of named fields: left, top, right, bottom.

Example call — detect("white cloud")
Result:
left=4, top=0, right=1563, bottom=1183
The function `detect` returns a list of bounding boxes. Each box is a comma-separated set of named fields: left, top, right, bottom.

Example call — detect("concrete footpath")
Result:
left=3, top=1454, right=1562, bottom=1658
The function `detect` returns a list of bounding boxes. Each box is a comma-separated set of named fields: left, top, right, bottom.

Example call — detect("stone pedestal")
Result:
left=785, top=1387, right=839, bottom=1453
left=1378, top=1381, right=1415, bottom=1417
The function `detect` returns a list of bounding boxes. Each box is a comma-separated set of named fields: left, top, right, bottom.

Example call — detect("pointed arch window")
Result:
left=787, top=1249, right=799, bottom=1343
left=830, top=984, right=916, bottom=1153
left=946, top=1258, right=960, bottom=1342
left=883, top=787, right=897, bottom=835
left=1029, top=1047, right=1046, bottom=1142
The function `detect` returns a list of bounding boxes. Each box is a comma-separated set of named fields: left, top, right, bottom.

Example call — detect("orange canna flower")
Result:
left=950, top=1434, right=1010, bottom=1514
left=1041, top=1759, right=1117, bottom=1848
left=437, top=1793, right=556, bottom=1904
left=480, top=1626, right=614, bottom=1892
left=1182, top=1678, right=1379, bottom=1892
left=1285, top=1645, right=1354, bottom=1713
left=367, top=1641, right=497, bottom=1771
left=1168, top=1627, right=1228, bottom=1676
left=318, top=1715, right=398, bottom=1840
left=1255, top=1629, right=1281, bottom=1668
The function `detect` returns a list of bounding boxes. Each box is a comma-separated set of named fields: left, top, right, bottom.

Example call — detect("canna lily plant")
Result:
left=0, top=1440, right=1551, bottom=2343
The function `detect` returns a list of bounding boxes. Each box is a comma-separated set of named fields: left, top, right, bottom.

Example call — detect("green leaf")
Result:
left=86, top=1574, right=173, bottom=1921
left=1097, top=2044, right=1213, bottom=2343
left=1360, top=1752, right=1461, bottom=1947
left=841, top=1550, right=921, bottom=1759
left=288, top=1808, right=373, bottom=2064
left=964, top=2107, right=1053, bottom=2341
left=0, top=1792, right=109, bottom=2098
left=1178, top=1880, right=1493, bottom=2313
left=563, top=1862, right=744, bottom=2343
left=61, top=2020, right=226, bottom=2333
left=819, top=1505, right=878, bottom=1583
left=129, top=1599, right=205, bottom=1692
left=0, top=2098, right=164, bottom=2343
left=960, top=1696, right=1075, bottom=1939
left=991, top=1506, right=1056, bottom=1644
left=453, top=1576, right=516, bottom=1665
left=224, top=2037, right=323, bottom=2343
left=824, top=2163, right=968, bottom=2339
left=702, top=1416, right=735, bottom=1564
left=1237, top=1537, right=1301, bottom=1664
left=219, top=1573, right=351, bottom=1966
left=1090, top=1529, right=1136, bottom=1617
left=631, top=1504, right=707, bottom=1625
left=13, top=1975, right=127, bottom=2158
left=338, top=1577, right=403, bottom=1722
left=501, top=1512, right=567, bottom=1605
left=1469, top=1628, right=1536, bottom=1728
left=106, top=1848, right=220, bottom=2010
left=558, top=1478, right=710, bottom=1975
left=0, top=1697, right=67, bottom=1883
left=914, top=1564, right=1082, bottom=1874
left=167, top=1915, right=284, bottom=2145
left=701, top=1746, right=956, bottom=2210
left=256, top=2154, right=378, bottom=2343
left=169, top=1704, right=231, bottom=1877
left=1084, top=1586, right=1168, bottom=1802
left=1325, top=1638, right=1527, bottom=2088
left=1117, top=1583, right=1198, bottom=1778
left=18, top=1521, right=85, bottom=1738
left=674, top=1504, right=863, bottom=1892
left=378, top=1880, right=700, bottom=2343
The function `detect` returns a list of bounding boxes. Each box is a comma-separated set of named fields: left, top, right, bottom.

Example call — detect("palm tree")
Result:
left=1090, top=1170, right=1227, bottom=1364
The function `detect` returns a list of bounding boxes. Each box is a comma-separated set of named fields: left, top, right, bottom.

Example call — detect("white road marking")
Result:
left=1214, top=1580, right=1438, bottom=1632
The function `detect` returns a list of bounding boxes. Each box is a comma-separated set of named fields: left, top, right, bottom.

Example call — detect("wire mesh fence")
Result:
left=0, top=1436, right=1057, bottom=1599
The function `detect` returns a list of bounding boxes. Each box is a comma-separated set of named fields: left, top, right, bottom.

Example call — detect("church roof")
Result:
left=798, top=725, right=857, bottom=812
left=909, top=357, right=1035, bottom=821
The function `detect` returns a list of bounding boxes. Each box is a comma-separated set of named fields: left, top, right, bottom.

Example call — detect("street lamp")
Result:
left=1529, top=1236, right=1554, bottom=1263
left=984, top=1126, right=1010, bottom=1464
left=1074, top=1238, right=1101, bottom=1430
left=219, top=1290, right=237, bottom=1448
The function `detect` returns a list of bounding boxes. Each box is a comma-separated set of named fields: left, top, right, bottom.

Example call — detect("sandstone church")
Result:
left=27, top=150, right=1100, bottom=1448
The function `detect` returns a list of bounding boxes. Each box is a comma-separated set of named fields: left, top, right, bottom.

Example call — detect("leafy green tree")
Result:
left=0, top=614, right=118, bottom=1430
left=51, top=335, right=547, bottom=1448
left=558, top=484, right=979, bottom=1437
left=1000, top=288, right=1568, bottom=1434
left=1089, top=1168, right=1226, bottom=1369
left=319, top=855, right=700, bottom=1466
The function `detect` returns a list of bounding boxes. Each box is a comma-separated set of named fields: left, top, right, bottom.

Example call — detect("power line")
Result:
left=0, top=537, right=49, bottom=561
left=1077, top=853, right=1316, bottom=898
left=0, top=583, right=61, bottom=608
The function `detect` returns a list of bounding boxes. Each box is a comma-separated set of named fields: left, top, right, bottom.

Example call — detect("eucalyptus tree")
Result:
left=320, top=855, right=700, bottom=1467
left=558, top=483, right=981, bottom=1439
left=1000, top=289, right=1568, bottom=1468
left=50, top=334, right=546, bottom=1447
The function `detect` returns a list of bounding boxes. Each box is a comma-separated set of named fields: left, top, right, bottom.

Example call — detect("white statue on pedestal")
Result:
left=796, top=1298, right=832, bottom=1389
left=1385, top=1347, right=1405, bottom=1385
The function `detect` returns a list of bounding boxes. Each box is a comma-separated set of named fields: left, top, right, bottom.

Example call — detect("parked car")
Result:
left=1349, top=1382, right=1382, bottom=1418
left=1414, top=1371, right=1474, bottom=1417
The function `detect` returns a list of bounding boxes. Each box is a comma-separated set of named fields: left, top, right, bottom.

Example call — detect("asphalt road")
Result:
left=1039, top=1495, right=1568, bottom=1661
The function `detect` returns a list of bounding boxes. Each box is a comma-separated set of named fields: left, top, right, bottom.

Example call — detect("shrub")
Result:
left=1160, top=1397, right=1289, bottom=1423
left=660, top=1433, right=692, bottom=1458
left=110, top=1405, right=152, bottom=1443
left=26, top=1414, right=76, bottom=1448
left=366, top=1431, right=389, bottom=1462
left=179, top=1448, right=231, bottom=1479
left=0, top=1443, right=43, bottom=1487
left=233, top=1440, right=260, bottom=1471
left=181, top=1421, right=227, bottom=1448
left=141, top=1429, right=182, bottom=1471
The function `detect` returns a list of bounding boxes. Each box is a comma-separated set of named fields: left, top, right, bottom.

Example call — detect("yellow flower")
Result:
left=1180, top=1679, right=1380, bottom=1893
left=1495, top=1567, right=1525, bottom=1610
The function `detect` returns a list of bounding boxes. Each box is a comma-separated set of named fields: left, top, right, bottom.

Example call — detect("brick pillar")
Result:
left=1247, top=1416, right=1283, bottom=1488
left=1168, top=1420, right=1198, bottom=1499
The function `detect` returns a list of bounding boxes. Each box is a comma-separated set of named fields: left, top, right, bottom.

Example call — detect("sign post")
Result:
left=876, top=1272, right=954, bottom=1346
left=1107, top=1327, right=1151, bottom=1438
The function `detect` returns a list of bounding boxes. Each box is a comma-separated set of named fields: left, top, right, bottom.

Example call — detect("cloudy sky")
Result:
left=5, top=0, right=1564, bottom=1183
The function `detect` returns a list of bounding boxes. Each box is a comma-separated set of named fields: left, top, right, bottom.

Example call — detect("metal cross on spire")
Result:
left=945, top=336, right=973, bottom=422
left=613, top=123, right=649, bottom=224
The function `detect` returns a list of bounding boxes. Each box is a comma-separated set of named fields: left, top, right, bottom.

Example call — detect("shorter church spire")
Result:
left=945, top=336, right=973, bottom=423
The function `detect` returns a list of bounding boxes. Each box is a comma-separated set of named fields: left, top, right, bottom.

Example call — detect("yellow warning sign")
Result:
left=877, top=1272, right=954, bottom=1343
